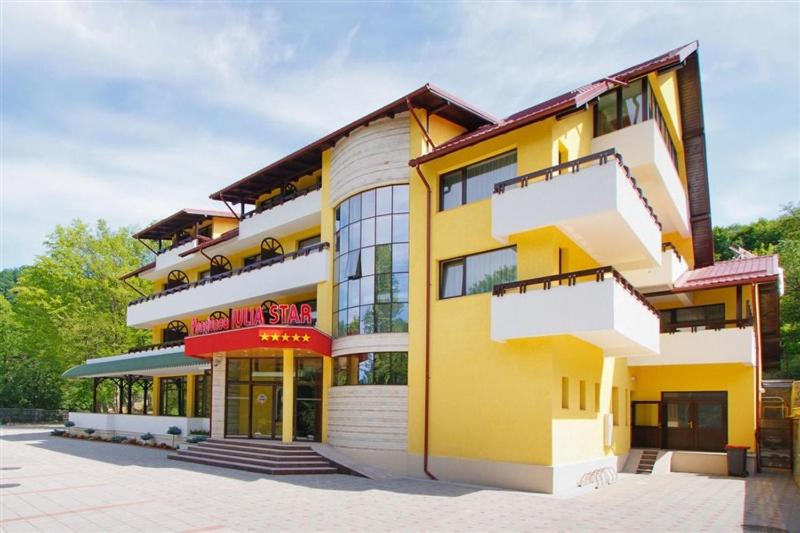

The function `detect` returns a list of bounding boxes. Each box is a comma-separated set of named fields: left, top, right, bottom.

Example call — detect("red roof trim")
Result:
left=410, top=42, right=698, bottom=166
left=119, top=261, right=155, bottom=281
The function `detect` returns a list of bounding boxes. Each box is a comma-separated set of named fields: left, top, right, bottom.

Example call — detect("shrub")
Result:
left=186, top=435, right=208, bottom=444
left=84, top=428, right=95, bottom=435
left=50, top=429, right=65, bottom=436
left=166, top=426, right=182, bottom=447
left=140, top=432, right=154, bottom=445
left=110, top=435, right=127, bottom=443
left=64, top=420, right=75, bottom=428
left=188, top=429, right=210, bottom=436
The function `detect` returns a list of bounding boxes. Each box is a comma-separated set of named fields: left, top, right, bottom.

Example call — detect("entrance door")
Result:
left=663, top=392, right=727, bottom=452
left=251, top=384, right=277, bottom=439
left=225, top=358, right=284, bottom=439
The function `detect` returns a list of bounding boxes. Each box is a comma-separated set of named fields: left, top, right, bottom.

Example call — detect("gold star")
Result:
left=301, top=334, right=311, bottom=342
left=281, top=333, right=289, bottom=342
left=259, top=332, right=269, bottom=341
left=291, top=334, right=300, bottom=342
left=271, top=333, right=280, bottom=341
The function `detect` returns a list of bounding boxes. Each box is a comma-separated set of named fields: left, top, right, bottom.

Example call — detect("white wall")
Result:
left=628, top=327, right=756, bottom=367
left=68, top=412, right=209, bottom=436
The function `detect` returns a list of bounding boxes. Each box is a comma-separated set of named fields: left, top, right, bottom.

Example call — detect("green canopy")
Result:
left=62, top=349, right=207, bottom=378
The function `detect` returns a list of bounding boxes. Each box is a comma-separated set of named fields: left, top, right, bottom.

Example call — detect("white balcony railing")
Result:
left=127, top=243, right=330, bottom=328
left=238, top=185, right=322, bottom=241
left=491, top=267, right=660, bottom=357
left=154, top=239, right=199, bottom=273
left=628, top=323, right=756, bottom=367
left=492, top=150, right=662, bottom=270
left=621, top=242, right=688, bottom=291
left=592, top=119, right=690, bottom=236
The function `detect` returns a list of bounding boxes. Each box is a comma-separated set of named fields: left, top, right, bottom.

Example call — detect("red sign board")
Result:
left=191, top=303, right=313, bottom=335
left=184, top=325, right=331, bottom=358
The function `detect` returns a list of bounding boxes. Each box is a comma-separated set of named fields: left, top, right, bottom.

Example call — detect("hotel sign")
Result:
left=191, top=303, right=313, bottom=335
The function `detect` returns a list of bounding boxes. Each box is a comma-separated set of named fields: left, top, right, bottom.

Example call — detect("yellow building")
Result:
left=64, top=41, right=784, bottom=493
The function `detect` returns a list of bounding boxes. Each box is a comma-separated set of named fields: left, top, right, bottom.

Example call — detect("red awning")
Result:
left=184, top=325, right=332, bottom=358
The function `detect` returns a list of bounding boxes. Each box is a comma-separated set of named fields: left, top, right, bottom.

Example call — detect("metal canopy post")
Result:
left=92, top=377, right=98, bottom=413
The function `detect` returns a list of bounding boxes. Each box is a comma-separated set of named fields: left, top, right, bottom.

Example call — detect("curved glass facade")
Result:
left=333, top=185, right=409, bottom=337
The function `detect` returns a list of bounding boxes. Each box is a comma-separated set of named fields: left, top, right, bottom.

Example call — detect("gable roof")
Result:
left=674, top=255, right=781, bottom=291
left=132, top=209, right=236, bottom=240
left=209, top=84, right=497, bottom=204
left=410, top=41, right=698, bottom=166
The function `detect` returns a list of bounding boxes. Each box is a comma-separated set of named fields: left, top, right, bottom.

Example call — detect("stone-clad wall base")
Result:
left=211, top=354, right=226, bottom=439
left=328, top=386, right=407, bottom=452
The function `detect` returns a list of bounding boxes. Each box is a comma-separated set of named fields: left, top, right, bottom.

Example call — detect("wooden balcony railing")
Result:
left=242, top=182, right=322, bottom=220
left=128, top=242, right=329, bottom=307
left=661, top=317, right=753, bottom=334
left=492, top=149, right=662, bottom=231
left=492, top=265, right=658, bottom=316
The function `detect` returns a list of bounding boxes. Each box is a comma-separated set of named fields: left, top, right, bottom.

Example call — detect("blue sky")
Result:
left=2, top=1, right=798, bottom=268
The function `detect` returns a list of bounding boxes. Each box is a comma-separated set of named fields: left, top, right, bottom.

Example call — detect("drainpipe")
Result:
left=412, top=162, right=436, bottom=481
left=751, top=283, right=762, bottom=473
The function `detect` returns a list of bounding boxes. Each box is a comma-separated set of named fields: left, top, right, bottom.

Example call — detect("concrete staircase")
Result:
left=168, top=439, right=344, bottom=475
left=636, top=449, right=659, bottom=474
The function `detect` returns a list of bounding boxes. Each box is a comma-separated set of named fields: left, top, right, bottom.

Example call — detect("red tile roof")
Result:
left=674, top=255, right=781, bottom=291
left=410, top=41, right=698, bottom=166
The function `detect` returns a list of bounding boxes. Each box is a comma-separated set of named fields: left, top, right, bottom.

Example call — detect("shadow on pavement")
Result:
left=1, top=428, right=484, bottom=497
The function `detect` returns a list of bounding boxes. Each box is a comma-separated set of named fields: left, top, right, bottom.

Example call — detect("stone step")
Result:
left=198, top=441, right=314, bottom=455
left=168, top=454, right=339, bottom=475
left=194, top=443, right=316, bottom=457
left=176, top=450, right=331, bottom=469
left=204, top=438, right=313, bottom=451
left=187, top=444, right=320, bottom=462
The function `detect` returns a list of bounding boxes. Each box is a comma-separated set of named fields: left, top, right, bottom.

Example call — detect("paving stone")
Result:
left=1, top=426, right=799, bottom=532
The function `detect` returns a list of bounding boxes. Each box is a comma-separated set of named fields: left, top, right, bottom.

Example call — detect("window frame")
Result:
left=438, top=245, right=517, bottom=300
left=298, top=234, right=321, bottom=250
left=439, top=150, right=518, bottom=211
left=593, top=78, right=649, bottom=138
left=159, top=376, right=186, bottom=417
left=331, top=352, right=409, bottom=386
left=660, top=303, right=725, bottom=329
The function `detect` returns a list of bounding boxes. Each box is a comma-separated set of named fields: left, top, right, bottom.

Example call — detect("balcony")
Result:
left=238, top=184, right=322, bottom=241
left=628, top=319, right=756, bottom=367
left=127, top=243, right=330, bottom=328
left=591, top=120, right=690, bottom=236
left=153, top=238, right=199, bottom=274
left=492, top=150, right=662, bottom=270
left=491, top=267, right=660, bottom=356
left=621, top=242, right=688, bottom=291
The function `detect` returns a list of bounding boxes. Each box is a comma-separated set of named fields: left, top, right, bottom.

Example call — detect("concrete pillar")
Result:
left=186, top=374, right=196, bottom=418
left=282, top=349, right=294, bottom=443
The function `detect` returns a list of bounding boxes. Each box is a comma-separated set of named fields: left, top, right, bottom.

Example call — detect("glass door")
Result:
left=251, top=384, right=275, bottom=439
left=662, top=392, right=727, bottom=452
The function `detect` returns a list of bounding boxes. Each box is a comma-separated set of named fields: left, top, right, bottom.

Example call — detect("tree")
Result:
left=6, top=220, right=151, bottom=409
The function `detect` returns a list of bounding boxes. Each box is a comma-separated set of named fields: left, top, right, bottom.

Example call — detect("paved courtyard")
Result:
left=1, top=427, right=798, bottom=532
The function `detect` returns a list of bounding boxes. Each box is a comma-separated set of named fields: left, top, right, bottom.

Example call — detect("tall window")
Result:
left=193, top=372, right=211, bottom=418
left=333, top=185, right=409, bottom=337
left=332, top=352, right=408, bottom=386
left=594, top=78, right=648, bottom=137
left=160, top=377, right=186, bottom=416
left=440, top=151, right=517, bottom=210
left=440, top=247, right=517, bottom=299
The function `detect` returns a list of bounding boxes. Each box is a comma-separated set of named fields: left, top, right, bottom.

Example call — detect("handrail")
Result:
left=242, top=183, right=322, bottom=220
left=492, top=149, right=662, bottom=230
left=128, top=242, right=330, bottom=306
left=156, top=236, right=196, bottom=256
left=127, top=340, right=185, bottom=354
left=491, top=265, right=658, bottom=316
left=661, top=241, right=684, bottom=264
left=661, top=317, right=753, bottom=334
